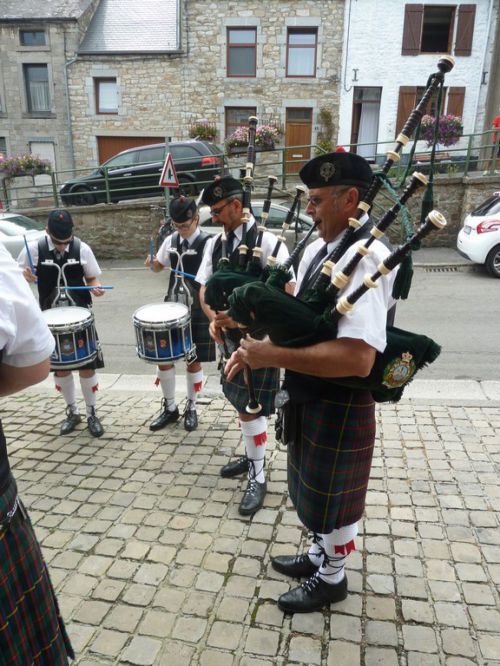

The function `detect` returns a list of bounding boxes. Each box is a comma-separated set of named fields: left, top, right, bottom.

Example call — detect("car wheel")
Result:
left=70, top=186, right=96, bottom=206
left=178, top=179, right=197, bottom=196
left=485, top=244, right=500, bottom=278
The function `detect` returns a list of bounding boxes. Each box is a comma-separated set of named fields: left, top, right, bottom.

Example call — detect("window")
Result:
left=396, top=86, right=465, bottom=136
left=20, top=30, right=46, bottom=46
left=0, top=137, right=6, bottom=156
left=227, top=28, right=257, bottom=77
left=225, top=107, right=257, bottom=138
left=95, top=78, right=118, bottom=114
left=137, top=147, right=166, bottom=163
left=286, top=28, right=317, bottom=77
left=402, top=4, right=476, bottom=56
left=23, top=64, right=50, bottom=113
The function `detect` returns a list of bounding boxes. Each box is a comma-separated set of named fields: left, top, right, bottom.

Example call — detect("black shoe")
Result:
left=149, top=401, right=179, bottom=431
left=238, top=479, right=267, bottom=516
left=60, top=407, right=81, bottom=435
left=220, top=456, right=250, bottom=478
left=87, top=408, right=104, bottom=438
left=272, top=554, right=319, bottom=579
left=278, top=573, right=348, bottom=613
left=184, top=408, right=198, bottom=431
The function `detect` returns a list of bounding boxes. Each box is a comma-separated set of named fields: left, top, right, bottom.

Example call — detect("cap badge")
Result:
left=319, top=162, right=336, bottom=182
left=213, top=186, right=223, bottom=198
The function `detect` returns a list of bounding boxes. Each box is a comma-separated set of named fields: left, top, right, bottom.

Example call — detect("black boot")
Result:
left=60, top=406, right=81, bottom=435
left=278, top=573, right=348, bottom=613
left=149, top=399, right=179, bottom=431
left=220, top=456, right=250, bottom=478
left=87, top=407, right=104, bottom=438
left=272, top=554, right=319, bottom=578
left=183, top=400, right=198, bottom=432
left=238, top=478, right=267, bottom=516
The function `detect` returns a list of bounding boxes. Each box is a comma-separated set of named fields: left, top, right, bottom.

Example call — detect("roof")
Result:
left=0, top=0, right=95, bottom=20
left=78, top=0, right=179, bottom=54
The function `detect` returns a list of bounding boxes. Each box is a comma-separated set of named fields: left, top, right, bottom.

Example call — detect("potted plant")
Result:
left=225, top=124, right=281, bottom=153
left=188, top=119, right=217, bottom=143
left=420, top=114, right=463, bottom=148
left=0, top=153, right=52, bottom=180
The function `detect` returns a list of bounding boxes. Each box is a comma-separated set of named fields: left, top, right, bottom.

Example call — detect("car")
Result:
left=0, top=212, right=45, bottom=259
left=457, top=191, right=500, bottom=277
left=60, top=140, right=226, bottom=206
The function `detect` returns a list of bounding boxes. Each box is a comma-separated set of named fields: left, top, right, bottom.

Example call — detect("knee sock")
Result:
left=307, top=533, right=325, bottom=567
left=155, top=367, right=177, bottom=411
left=55, top=374, right=78, bottom=412
left=240, top=416, right=267, bottom=483
left=79, top=375, right=99, bottom=418
left=318, top=522, right=358, bottom=585
left=186, top=369, right=203, bottom=406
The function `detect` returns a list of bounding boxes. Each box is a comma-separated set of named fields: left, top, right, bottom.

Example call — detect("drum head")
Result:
left=42, top=306, right=92, bottom=325
left=134, top=302, right=189, bottom=324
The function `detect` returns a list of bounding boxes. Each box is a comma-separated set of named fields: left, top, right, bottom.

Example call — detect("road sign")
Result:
left=159, top=153, right=179, bottom=188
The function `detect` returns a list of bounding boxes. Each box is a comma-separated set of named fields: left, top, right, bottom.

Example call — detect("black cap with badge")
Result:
left=200, top=176, right=243, bottom=206
left=299, top=151, right=373, bottom=190
left=169, top=196, right=197, bottom=223
left=47, top=209, right=74, bottom=240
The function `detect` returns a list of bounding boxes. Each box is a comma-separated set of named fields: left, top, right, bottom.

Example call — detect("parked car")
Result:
left=0, top=213, right=45, bottom=259
left=60, top=140, right=226, bottom=206
left=457, top=191, right=500, bottom=277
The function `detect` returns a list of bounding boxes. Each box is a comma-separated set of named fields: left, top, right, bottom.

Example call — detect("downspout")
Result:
left=63, top=27, right=78, bottom=172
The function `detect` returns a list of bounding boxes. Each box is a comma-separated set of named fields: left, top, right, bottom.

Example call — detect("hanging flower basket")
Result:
left=420, top=114, right=463, bottom=148
left=0, top=154, right=52, bottom=180
left=225, top=124, right=282, bottom=152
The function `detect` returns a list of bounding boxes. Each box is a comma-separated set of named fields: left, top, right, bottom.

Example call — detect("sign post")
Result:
left=160, top=136, right=180, bottom=215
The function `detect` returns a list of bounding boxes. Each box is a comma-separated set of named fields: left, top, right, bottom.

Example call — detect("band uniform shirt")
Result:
left=296, top=229, right=397, bottom=354
left=17, top=233, right=102, bottom=280
left=156, top=227, right=201, bottom=268
left=195, top=217, right=293, bottom=286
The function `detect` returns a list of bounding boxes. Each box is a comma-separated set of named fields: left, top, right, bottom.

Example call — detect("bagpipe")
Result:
left=226, top=56, right=455, bottom=403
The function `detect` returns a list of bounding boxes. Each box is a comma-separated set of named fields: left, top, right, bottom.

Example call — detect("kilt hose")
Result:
left=286, top=388, right=376, bottom=534
left=191, top=304, right=216, bottom=364
left=222, top=364, right=280, bottom=417
left=0, top=473, right=74, bottom=665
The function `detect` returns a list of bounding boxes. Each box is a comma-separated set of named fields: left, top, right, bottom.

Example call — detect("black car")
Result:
left=60, top=140, right=226, bottom=206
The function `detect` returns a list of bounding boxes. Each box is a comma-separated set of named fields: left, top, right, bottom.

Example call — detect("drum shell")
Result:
left=42, top=306, right=98, bottom=370
left=133, top=302, right=195, bottom=364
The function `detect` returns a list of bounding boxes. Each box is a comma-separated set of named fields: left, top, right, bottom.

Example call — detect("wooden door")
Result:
left=285, top=108, right=312, bottom=174
left=97, top=136, right=161, bottom=164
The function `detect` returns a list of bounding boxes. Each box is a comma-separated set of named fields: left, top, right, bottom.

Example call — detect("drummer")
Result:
left=144, top=196, right=215, bottom=432
left=18, top=209, right=106, bottom=438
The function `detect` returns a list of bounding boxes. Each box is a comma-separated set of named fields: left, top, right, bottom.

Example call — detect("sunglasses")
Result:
left=210, top=200, right=233, bottom=217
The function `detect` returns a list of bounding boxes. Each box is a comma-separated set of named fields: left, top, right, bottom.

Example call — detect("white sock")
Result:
left=240, top=416, right=267, bottom=483
left=186, top=369, right=203, bottom=405
left=79, top=374, right=99, bottom=418
left=318, top=523, right=358, bottom=585
left=155, top=367, right=177, bottom=411
left=54, top=374, right=78, bottom=413
left=308, top=533, right=324, bottom=567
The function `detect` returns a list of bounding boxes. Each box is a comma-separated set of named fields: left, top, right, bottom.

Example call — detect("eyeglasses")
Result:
left=50, top=235, right=73, bottom=246
left=173, top=217, right=196, bottom=229
left=210, top=200, right=232, bottom=217
left=306, top=196, right=323, bottom=207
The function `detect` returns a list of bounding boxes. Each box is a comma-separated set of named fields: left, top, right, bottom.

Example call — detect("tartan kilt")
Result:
left=0, top=474, right=74, bottom=665
left=286, top=388, right=376, bottom=533
left=222, top=364, right=280, bottom=416
left=191, top=304, right=216, bottom=363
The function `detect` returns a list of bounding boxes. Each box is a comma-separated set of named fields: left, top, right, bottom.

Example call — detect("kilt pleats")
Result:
left=191, top=305, right=216, bottom=363
left=222, top=365, right=279, bottom=416
left=0, top=476, right=74, bottom=665
left=287, top=389, right=376, bottom=533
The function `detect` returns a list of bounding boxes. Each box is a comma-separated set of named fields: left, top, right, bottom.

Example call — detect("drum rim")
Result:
left=133, top=301, right=191, bottom=328
left=42, top=306, right=94, bottom=327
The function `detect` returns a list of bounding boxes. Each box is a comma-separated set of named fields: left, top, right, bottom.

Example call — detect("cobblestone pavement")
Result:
left=2, top=385, right=500, bottom=666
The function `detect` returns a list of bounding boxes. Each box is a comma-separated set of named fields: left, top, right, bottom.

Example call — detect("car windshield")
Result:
left=471, top=196, right=500, bottom=216
left=0, top=216, right=44, bottom=233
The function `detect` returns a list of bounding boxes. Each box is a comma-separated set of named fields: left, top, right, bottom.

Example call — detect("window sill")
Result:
left=22, top=112, right=56, bottom=119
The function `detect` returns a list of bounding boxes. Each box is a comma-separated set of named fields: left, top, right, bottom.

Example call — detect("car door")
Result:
left=133, top=146, right=166, bottom=196
left=102, top=150, right=140, bottom=200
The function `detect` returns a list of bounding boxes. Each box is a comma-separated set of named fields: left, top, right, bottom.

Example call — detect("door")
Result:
left=29, top=141, right=55, bottom=187
left=96, top=136, right=161, bottom=164
left=285, top=108, right=312, bottom=174
left=350, top=88, right=381, bottom=161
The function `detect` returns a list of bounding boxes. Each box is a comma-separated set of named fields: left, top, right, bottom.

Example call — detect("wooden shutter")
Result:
left=402, top=4, right=423, bottom=55
left=455, top=4, right=476, bottom=56
left=447, top=87, right=465, bottom=118
left=396, top=87, right=417, bottom=136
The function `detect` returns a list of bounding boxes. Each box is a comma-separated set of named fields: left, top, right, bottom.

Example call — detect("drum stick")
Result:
left=23, top=235, right=37, bottom=281
left=149, top=238, right=155, bottom=271
left=168, top=267, right=198, bottom=280
left=61, top=286, right=114, bottom=290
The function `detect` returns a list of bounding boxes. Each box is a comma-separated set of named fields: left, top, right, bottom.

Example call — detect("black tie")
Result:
left=226, top=230, right=236, bottom=255
left=296, top=243, right=329, bottom=298
left=181, top=239, right=189, bottom=253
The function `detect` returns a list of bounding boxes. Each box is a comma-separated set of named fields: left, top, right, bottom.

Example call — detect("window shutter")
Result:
left=396, top=87, right=417, bottom=137
left=447, top=87, right=465, bottom=118
left=402, top=4, right=424, bottom=55
left=455, top=4, right=476, bottom=56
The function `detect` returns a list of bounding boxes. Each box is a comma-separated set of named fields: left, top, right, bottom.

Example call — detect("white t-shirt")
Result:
left=195, top=218, right=291, bottom=285
left=156, top=228, right=202, bottom=268
left=0, top=244, right=55, bottom=367
left=17, top=233, right=101, bottom=278
left=296, top=232, right=396, bottom=353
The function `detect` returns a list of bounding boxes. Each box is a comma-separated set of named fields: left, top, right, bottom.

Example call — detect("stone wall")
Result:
left=19, top=174, right=500, bottom=259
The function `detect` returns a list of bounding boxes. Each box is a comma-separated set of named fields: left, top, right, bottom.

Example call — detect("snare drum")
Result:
left=133, top=302, right=196, bottom=364
left=42, top=307, right=98, bottom=370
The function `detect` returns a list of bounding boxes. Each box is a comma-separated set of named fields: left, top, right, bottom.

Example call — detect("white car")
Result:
left=457, top=192, right=500, bottom=278
left=0, top=213, right=45, bottom=259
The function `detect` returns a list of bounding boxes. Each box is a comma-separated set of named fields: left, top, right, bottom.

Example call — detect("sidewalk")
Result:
left=3, top=369, right=500, bottom=665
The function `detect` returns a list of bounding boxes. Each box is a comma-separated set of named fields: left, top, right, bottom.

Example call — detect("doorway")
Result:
left=350, top=87, right=381, bottom=161
left=285, top=108, right=312, bottom=173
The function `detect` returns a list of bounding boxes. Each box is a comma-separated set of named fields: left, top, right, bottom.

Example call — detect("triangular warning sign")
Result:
left=159, top=153, right=179, bottom=188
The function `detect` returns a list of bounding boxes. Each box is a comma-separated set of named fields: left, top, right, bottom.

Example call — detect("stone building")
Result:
left=67, top=0, right=345, bottom=174
left=0, top=0, right=99, bottom=175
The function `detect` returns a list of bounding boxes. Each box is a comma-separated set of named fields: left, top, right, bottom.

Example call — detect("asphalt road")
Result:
left=65, top=258, right=499, bottom=381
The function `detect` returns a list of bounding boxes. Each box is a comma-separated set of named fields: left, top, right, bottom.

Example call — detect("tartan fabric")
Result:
left=191, top=304, right=216, bottom=363
left=0, top=473, right=74, bottom=665
left=222, top=364, right=280, bottom=416
left=286, top=388, right=376, bottom=533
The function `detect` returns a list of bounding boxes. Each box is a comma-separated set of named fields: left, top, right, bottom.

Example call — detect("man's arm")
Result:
left=0, top=358, right=51, bottom=397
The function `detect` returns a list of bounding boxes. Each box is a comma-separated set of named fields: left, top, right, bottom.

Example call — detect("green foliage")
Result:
left=0, top=153, right=52, bottom=179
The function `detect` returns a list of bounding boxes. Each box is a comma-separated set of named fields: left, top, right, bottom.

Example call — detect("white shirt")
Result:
left=195, top=218, right=292, bottom=285
left=17, top=233, right=102, bottom=279
left=0, top=244, right=55, bottom=367
left=156, top=228, right=202, bottom=268
left=296, top=231, right=396, bottom=353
